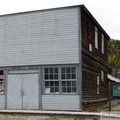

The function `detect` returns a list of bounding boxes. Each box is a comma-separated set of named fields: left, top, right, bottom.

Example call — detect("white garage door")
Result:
left=7, top=71, right=39, bottom=110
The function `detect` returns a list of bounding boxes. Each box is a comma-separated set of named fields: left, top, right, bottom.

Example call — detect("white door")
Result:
left=7, top=72, right=39, bottom=110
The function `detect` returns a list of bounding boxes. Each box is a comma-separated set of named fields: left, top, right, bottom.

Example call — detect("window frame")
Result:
left=61, top=67, right=77, bottom=94
left=44, top=67, right=59, bottom=94
left=43, top=66, right=77, bottom=95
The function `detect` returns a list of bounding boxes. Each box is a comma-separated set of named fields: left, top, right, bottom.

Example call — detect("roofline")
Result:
left=80, top=5, right=110, bottom=40
left=0, top=4, right=82, bottom=17
left=0, top=4, right=110, bottom=39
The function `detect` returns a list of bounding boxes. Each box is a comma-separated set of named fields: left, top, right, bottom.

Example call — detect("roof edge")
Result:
left=80, top=5, right=110, bottom=40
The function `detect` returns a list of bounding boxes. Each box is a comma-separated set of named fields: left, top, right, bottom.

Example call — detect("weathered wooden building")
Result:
left=0, top=5, right=110, bottom=111
left=81, top=6, right=110, bottom=111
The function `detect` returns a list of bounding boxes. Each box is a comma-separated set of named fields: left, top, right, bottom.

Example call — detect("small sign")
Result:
left=113, top=86, right=120, bottom=96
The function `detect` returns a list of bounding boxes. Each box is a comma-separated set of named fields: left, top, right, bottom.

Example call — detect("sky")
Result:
left=0, top=0, right=119, bottom=40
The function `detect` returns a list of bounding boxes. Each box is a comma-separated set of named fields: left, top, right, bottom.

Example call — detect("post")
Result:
left=108, top=80, right=111, bottom=111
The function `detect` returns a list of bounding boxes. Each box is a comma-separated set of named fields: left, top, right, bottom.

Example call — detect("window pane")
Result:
left=45, top=68, right=48, bottom=73
left=54, top=74, right=58, bottom=79
left=50, top=87, right=54, bottom=93
left=62, top=87, right=66, bottom=92
left=55, top=87, right=59, bottom=93
left=72, top=87, right=76, bottom=92
left=50, top=74, right=53, bottom=79
left=67, top=74, right=70, bottom=79
left=61, top=68, right=65, bottom=73
left=45, top=75, right=48, bottom=79
left=61, top=74, right=65, bottom=79
left=50, top=68, right=53, bottom=73
left=62, top=81, right=66, bottom=86
left=67, top=81, right=71, bottom=87
left=45, top=81, right=49, bottom=86
left=72, top=74, right=76, bottom=79
left=67, top=87, right=71, bottom=93
left=55, top=81, right=59, bottom=86
left=71, top=67, right=76, bottom=73
left=66, top=68, right=70, bottom=73
left=72, top=81, right=76, bottom=86
left=54, top=68, right=58, bottom=73
left=50, top=81, right=54, bottom=86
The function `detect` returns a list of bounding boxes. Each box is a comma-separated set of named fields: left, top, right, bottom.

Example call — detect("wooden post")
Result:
left=108, top=80, right=111, bottom=111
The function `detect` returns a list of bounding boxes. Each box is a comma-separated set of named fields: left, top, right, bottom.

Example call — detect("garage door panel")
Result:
left=23, top=74, right=39, bottom=110
left=7, top=75, right=22, bottom=109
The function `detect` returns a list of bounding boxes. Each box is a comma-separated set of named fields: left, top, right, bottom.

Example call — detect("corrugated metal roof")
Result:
left=108, top=74, right=120, bottom=82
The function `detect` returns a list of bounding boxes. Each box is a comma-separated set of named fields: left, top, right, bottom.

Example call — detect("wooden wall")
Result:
left=81, top=10, right=109, bottom=104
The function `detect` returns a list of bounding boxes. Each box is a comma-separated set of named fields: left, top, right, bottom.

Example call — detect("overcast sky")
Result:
left=0, top=0, right=119, bottom=40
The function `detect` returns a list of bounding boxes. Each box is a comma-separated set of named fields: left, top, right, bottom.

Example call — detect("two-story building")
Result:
left=0, top=5, right=110, bottom=111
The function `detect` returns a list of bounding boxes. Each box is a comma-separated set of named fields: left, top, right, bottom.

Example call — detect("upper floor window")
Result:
left=95, top=27, right=98, bottom=49
left=101, top=34, right=104, bottom=54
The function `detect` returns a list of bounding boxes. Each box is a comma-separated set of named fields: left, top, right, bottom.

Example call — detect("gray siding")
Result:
left=0, top=7, right=80, bottom=67
left=42, top=95, right=80, bottom=111
left=0, top=95, right=5, bottom=109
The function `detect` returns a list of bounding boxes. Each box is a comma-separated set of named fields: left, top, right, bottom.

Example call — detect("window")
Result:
left=44, top=68, right=59, bottom=94
left=95, top=27, right=98, bottom=49
left=44, top=67, right=77, bottom=94
left=97, top=76, right=100, bottom=94
left=89, top=43, right=92, bottom=52
left=101, top=34, right=104, bottom=54
left=61, top=67, right=76, bottom=93
left=101, top=70, right=104, bottom=81
left=0, top=70, right=4, bottom=94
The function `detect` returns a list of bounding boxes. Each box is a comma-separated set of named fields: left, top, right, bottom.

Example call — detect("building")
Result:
left=0, top=5, right=110, bottom=111
left=81, top=6, right=110, bottom=111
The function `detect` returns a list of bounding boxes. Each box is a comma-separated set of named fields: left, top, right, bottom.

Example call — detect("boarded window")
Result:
left=97, top=76, right=100, bottom=94
left=95, top=27, right=98, bottom=49
left=101, top=70, right=104, bottom=81
left=89, top=43, right=92, bottom=52
left=101, top=34, right=104, bottom=54
left=0, top=70, right=4, bottom=94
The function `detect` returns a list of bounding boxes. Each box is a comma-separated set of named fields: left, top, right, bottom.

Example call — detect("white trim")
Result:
left=8, top=70, right=38, bottom=74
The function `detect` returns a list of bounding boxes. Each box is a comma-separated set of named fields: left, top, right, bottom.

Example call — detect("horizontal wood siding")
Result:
left=0, top=95, right=5, bottom=109
left=42, top=95, right=80, bottom=111
left=0, top=7, right=79, bottom=67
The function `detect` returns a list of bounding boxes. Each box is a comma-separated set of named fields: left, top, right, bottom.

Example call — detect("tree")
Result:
left=108, top=39, right=120, bottom=68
